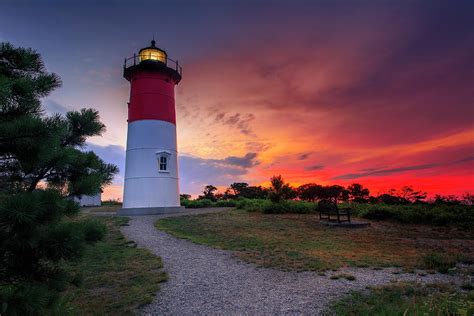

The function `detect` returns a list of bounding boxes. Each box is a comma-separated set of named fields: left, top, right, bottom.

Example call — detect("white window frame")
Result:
left=156, top=151, right=171, bottom=173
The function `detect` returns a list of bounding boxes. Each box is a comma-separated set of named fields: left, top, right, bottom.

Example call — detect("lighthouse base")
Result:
left=117, top=206, right=186, bottom=216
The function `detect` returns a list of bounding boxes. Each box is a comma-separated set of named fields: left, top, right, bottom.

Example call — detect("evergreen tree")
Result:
left=0, top=42, right=118, bottom=314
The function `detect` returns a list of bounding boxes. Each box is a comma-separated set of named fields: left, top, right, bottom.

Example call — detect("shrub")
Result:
left=349, top=202, right=474, bottom=227
left=80, top=219, right=107, bottom=243
left=182, top=199, right=213, bottom=208
left=263, top=200, right=316, bottom=214
left=214, top=200, right=238, bottom=207
left=236, top=198, right=270, bottom=212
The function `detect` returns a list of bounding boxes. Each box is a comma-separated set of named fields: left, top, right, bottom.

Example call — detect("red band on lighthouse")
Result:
left=128, top=71, right=177, bottom=124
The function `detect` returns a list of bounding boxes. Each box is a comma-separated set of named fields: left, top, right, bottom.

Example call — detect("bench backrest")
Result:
left=319, top=199, right=338, bottom=213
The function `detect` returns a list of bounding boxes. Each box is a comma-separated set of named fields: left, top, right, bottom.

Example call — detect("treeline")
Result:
left=182, top=175, right=474, bottom=206
left=181, top=176, right=473, bottom=228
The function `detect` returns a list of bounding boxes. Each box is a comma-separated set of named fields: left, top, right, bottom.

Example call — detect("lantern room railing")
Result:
left=124, top=54, right=182, bottom=76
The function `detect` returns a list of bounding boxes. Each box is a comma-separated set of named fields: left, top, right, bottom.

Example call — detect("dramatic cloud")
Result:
left=305, top=164, right=325, bottom=171
left=5, top=1, right=473, bottom=198
left=297, top=153, right=311, bottom=161
left=221, top=152, right=259, bottom=168
left=332, top=157, right=474, bottom=180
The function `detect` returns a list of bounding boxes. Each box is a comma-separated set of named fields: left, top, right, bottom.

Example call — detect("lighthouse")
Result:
left=118, top=40, right=183, bottom=215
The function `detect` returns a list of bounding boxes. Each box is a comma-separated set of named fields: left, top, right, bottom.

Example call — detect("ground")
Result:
left=74, top=206, right=472, bottom=314
left=120, top=208, right=471, bottom=314
left=156, top=209, right=474, bottom=271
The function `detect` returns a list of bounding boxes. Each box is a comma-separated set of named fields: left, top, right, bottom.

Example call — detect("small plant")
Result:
left=330, top=273, right=356, bottom=281
left=421, top=252, right=457, bottom=273
left=342, top=274, right=356, bottom=281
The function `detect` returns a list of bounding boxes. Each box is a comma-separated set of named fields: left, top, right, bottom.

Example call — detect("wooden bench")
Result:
left=318, top=200, right=351, bottom=223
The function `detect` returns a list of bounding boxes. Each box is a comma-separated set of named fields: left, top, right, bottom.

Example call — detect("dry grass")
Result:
left=156, top=209, right=474, bottom=271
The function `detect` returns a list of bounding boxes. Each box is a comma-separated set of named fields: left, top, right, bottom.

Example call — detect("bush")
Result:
left=349, top=202, right=474, bottom=227
left=236, top=199, right=316, bottom=214
left=214, top=200, right=238, bottom=207
left=182, top=199, right=213, bottom=208
left=236, top=198, right=270, bottom=212
left=80, top=219, right=107, bottom=243
left=263, top=200, right=316, bottom=214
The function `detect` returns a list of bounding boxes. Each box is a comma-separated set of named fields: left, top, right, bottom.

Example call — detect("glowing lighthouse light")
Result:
left=118, top=40, right=184, bottom=215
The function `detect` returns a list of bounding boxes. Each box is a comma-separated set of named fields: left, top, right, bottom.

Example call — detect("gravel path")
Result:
left=120, top=208, right=461, bottom=315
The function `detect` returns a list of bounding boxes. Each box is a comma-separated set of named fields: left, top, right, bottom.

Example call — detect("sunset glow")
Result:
left=2, top=1, right=472, bottom=200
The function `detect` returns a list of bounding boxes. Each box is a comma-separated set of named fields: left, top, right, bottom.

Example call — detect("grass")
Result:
left=63, top=215, right=167, bottom=314
left=83, top=204, right=122, bottom=213
left=326, top=282, right=474, bottom=315
left=156, top=209, right=474, bottom=272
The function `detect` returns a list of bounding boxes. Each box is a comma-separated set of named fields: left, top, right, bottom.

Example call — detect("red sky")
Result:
left=2, top=1, right=473, bottom=200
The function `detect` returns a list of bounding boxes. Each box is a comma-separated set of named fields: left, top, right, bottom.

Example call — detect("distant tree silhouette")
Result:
left=297, top=183, right=324, bottom=202
left=268, top=175, right=295, bottom=202
left=200, top=184, right=218, bottom=201
left=434, top=194, right=461, bottom=206
left=229, top=182, right=249, bottom=196
left=347, top=183, right=370, bottom=203
left=321, top=185, right=349, bottom=204
left=180, top=194, right=191, bottom=201
left=242, top=185, right=268, bottom=199
left=398, top=186, right=427, bottom=203
left=462, top=192, right=474, bottom=205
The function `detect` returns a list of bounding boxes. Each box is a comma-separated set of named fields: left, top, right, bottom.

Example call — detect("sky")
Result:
left=1, top=0, right=473, bottom=200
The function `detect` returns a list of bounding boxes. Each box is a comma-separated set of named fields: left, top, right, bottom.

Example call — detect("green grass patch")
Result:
left=326, top=282, right=474, bottom=315
left=156, top=209, right=473, bottom=271
left=63, top=216, right=167, bottom=314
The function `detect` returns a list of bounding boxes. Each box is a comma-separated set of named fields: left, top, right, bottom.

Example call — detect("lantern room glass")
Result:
left=139, top=48, right=167, bottom=63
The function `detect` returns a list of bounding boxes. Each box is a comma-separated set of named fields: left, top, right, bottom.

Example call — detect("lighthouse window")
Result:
left=159, top=156, right=167, bottom=171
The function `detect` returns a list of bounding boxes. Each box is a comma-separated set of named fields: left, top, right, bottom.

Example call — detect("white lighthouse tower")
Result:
left=118, top=40, right=184, bottom=215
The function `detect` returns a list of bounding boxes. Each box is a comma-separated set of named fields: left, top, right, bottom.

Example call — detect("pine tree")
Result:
left=0, top=42, right=118, bottom=314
